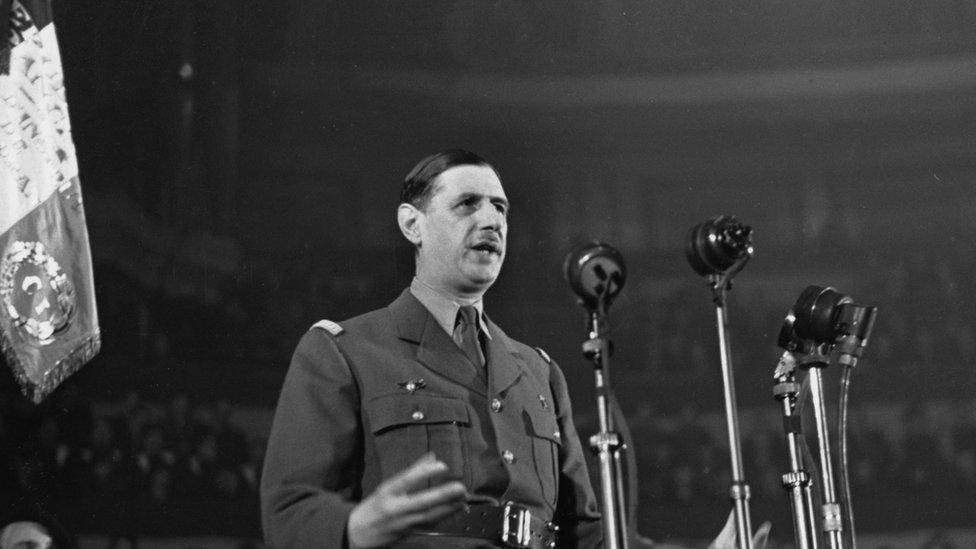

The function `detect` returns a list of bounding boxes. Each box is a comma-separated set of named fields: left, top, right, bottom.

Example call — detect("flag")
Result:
left=0, top=0, right=99, bottom=403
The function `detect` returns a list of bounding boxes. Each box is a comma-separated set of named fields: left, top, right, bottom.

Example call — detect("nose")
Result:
left=476, top=201, right=506, bottom=231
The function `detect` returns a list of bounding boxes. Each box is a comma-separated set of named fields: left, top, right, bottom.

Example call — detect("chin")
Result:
left=460, top=270, right=500, bottom=292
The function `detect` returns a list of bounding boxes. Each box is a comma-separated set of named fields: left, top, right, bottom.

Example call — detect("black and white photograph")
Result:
left=2, top=2, right=975, bottom=548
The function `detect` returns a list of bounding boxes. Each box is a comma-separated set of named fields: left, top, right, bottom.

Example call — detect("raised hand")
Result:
left=347, top=452, right=468, bottom=548
left=706, top=510, right=771, bottom=549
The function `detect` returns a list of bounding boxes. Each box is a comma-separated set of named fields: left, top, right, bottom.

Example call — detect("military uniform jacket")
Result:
left=260, top=290, right=602, bottom=548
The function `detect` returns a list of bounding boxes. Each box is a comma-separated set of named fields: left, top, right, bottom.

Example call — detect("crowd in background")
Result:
left=92, top=237, right=976, bottom=406
left=619, top=400, right=976, bottom=506
left=2, top=238, right=974, bottom=539
left=4, top=381, right=976, bottom=538
left=615, top=240, right=976, bottom=409
left=1, top=385, right=263, bottom=534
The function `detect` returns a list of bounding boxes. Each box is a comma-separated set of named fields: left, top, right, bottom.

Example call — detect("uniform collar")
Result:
left=389, top=289, right=524, bottom=396
left=409, top=277, right=492, bottom=339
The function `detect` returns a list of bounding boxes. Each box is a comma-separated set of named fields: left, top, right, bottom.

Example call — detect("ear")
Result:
left=397, top=203, right=423, bottom=246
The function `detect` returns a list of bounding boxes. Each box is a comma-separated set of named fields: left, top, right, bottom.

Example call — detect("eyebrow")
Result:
left=457, top=192, right=510, bottom=209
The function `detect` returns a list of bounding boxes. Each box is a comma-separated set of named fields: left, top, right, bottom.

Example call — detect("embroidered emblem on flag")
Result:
left=0, top=0, right=100, bottom=403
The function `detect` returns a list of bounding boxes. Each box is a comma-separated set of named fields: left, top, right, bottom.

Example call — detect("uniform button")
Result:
left=490, top=398, right=503, bottom=412
left=502, top=450, right=515, bottom=464
left=411, top=410, right=425, bottom=421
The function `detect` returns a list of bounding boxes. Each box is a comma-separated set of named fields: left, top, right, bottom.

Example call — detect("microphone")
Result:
left=686, top=215, right=753, bottom=278
left=563, top=242, right=626, bottom=313
left=563, top=241, right=631, bottom=547
left=683, top=216, right=756, bottom=547
left=791, top=285, right=877, bottom=367
left=776, top=309, right=828, bottom=373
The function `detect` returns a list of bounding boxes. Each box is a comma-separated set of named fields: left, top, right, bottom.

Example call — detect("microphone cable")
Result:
left=838, top=365, right=856, bottom=549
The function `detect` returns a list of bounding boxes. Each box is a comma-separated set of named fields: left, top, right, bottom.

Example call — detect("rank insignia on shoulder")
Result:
left=534, top=347, right=552, bottom=364
left=311, top=319, right=344, bottom=336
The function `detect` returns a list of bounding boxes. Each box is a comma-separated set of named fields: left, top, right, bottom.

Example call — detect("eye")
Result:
left=457, top=196, right=479, bottom=211
left=494, top=202, right=509, bottom=216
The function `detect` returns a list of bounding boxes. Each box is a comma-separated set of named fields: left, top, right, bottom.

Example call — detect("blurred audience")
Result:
left=9, top=390, right=261, bottom=509
left=3, top=239, right=973, bottom=540
left=4, top=378, right=976, bottom=540
left=14, top=380, right=976, bottom=514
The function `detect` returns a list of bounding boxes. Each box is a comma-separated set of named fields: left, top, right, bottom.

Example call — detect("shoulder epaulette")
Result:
left=534, top=347, right=552, bottom=364
left=310, top=319, right=344, bottom=336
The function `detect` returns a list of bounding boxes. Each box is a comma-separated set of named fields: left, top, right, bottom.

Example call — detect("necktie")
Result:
left=454, top=305, right=486, bottom=370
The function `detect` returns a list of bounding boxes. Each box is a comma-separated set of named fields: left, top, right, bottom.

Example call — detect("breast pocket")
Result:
left=525, top=406, right=563, bottom=508
left=366, top=394, right=471, bottom=487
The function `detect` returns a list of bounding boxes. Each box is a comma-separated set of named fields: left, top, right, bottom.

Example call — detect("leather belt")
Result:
left=413, top=501, right=559, bottom=548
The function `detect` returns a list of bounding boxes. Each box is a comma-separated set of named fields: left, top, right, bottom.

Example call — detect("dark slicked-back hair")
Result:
left=400, top=149, right=497, bottom=211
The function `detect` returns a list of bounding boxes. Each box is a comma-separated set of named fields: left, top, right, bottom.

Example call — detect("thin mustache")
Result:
left=475, top=237, right=502, bottom=245
left=470, top=232, right=504, bottom=252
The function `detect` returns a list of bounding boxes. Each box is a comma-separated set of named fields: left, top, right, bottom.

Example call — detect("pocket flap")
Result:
left=525, top=406, right=563, bottom=446
left=367, top=394, right=470, bottom=434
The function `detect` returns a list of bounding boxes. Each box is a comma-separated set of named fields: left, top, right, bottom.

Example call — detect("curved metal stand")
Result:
left=582, top=308, right=629, bottom=549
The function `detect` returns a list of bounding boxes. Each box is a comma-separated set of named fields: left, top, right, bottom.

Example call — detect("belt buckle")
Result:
left=500, top=501, right=532, bottom=548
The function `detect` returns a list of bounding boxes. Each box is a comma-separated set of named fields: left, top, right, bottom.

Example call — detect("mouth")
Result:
left=470, top=239, right=503, bottom=257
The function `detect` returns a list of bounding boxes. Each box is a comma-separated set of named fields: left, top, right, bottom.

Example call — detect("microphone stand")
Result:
left=773, top=351, right=819, bottom=549
left=582, top=295, right=629, bottom=549
left=706, top=255, right=754, bottom=549
left=803, top=356, right=844, bottom=549
left=776, top=288, right=875, bottom=549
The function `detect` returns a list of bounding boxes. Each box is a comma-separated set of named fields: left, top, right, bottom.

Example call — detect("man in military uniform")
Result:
left=260, top=150, right=602, bottom=548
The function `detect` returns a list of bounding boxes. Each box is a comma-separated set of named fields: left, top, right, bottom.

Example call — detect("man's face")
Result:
left=412, top=164, right=509, bottom=298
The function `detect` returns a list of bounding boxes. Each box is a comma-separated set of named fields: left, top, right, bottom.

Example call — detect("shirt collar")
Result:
left=409, top=277, right=492, bottom=339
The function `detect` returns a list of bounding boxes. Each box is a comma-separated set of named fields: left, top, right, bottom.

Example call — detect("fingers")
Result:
left=706, top=510, right=736, bottom=549
left=347, top=455, right=469, bottom=548
left=707, top=511, right=773, bottom=549
left=381, top=452, right=447, bottom=495
left=394, top=479, right=467, bottom=515
left=751, top=521, right=772, bottom=549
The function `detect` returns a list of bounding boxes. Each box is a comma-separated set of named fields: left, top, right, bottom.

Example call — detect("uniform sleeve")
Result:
left=260, top=329, right=361, bottom=548
left=549, top=360, right=604, bottom=548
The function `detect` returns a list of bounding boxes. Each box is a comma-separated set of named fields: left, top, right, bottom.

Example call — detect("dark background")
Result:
left=20, top=0, right=976, bottom=544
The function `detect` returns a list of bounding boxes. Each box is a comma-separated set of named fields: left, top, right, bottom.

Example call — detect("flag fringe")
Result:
left=0, top=329, right=101, bottom=403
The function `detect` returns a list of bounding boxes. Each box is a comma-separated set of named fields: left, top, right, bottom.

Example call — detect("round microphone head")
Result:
left=563, top=242, right=626, bottom=311
left=777, top=309, right=818, bottom=355
left=685, top=215, right=753, bottom=277
left=792, top=285, right=853, bottom=344
left=777, top=310, right=800, bottom=351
